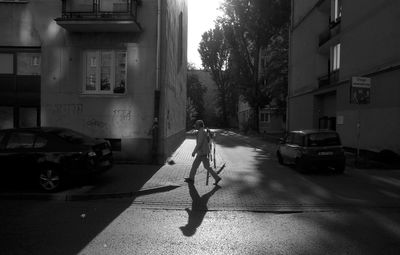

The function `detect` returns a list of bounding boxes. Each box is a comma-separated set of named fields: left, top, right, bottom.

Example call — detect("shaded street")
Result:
left=1, top=130, right=400, bottom=254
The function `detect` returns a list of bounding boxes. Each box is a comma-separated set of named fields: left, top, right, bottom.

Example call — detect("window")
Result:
left=52, top=129, right=94, bottom=145
left=285, top=133, right=294, bottom=144
left=19, top=107, right=38, bottom=128
left=0, top=107, right=13, bottom=129
left=307, top=132, right=341, bottom=147
left=260, top=112, right=271, bottom=123
left=83, top=50, right=127, bottom=94
left=0, top=132, right=5, bottom=146
left=6, top=132, right=35, bottom=149
left=0, top=53, right=14, bottom=74
left=331, top=43, right=340, bottom=71
left=100, top=0, right=129, bottom=12
left=17, top=53, right=41, bottom=75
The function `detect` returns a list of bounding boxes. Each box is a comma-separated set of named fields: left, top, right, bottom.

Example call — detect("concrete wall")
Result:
left=159, top=0, right=188, bottom=160
left=336, top=70, right=400, bottom=153
left=287, top=94, right=315, bottom=131
left=340, top=0, right=400, bottom=79
left=290, top=5, right=326, bottom=95
left=41, top=0, right=158, bottom=162
left=289, top=0, right=400, bottom=154
left=0, top=2, right=42, bottom=46
left=337, top=0, right=400, bottom=153
left=0, top=0, right=188, bottom=162
left=292, top=0, right=320, bottom=26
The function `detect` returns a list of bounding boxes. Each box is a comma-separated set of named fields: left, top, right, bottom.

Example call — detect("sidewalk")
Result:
left=0, top=137, right=226, bottom=201
left=2, top=130, right=398, bottom=207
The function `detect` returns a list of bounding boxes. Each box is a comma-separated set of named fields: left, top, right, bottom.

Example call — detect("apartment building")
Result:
left=288, top=0, right=400, bottom=154
left=0, top=0, right=188, bottom=163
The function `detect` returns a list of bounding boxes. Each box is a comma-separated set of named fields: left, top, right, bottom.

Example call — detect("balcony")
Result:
left=318, top=70, right=339, bottom=88
left=55, top=0, right=141, bottom=33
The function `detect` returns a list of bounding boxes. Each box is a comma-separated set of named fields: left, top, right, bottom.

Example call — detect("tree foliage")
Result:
left=218, top=0, right=290, bottom=131
left=198, top=24, right=238, bottom=127
left=186, top=97, right=198, bottom=130
left=186, top=66, right=207, bottom=129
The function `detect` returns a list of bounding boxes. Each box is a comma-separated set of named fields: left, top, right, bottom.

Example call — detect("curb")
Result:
left=0, top=184, right=182, bottom=201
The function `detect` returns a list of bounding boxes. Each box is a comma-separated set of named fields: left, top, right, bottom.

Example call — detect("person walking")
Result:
left=185, top=120, right=221, bottom=185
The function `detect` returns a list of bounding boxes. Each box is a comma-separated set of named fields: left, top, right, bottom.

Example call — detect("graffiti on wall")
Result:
left=86, top=118, right=107, bottom=129
left=45, top=104, right=83, bottom=115
left=113, top=109, right=132, bottom=121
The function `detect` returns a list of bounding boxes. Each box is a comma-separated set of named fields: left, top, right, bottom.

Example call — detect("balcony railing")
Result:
left=61, top=0, right=139, bottom=19
left=56, top=0, right=141, bottom=32
left=318, top=70, right=339, bottom=88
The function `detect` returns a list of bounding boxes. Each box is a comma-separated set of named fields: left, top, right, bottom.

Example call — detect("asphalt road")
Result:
left=1, top=130, right=400, bottom=254
left=0, top=199, right=399, bottom=255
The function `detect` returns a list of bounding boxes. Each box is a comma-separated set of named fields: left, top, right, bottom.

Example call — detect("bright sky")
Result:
left=188, top=0, right=224, bottom=69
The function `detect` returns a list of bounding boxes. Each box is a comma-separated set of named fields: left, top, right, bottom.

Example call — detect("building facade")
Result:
left=0, top=0, right=188, bottom=163
left=288, top=0, right=400, bottom=154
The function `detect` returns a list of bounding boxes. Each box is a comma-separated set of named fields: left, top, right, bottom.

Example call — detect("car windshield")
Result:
left=51, top=129, right=95, bottom=145
left=307, top=132, right=341, bottom=147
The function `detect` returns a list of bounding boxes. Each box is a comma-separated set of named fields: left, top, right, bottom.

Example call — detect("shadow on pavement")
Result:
left=0, top=163, right=169, bottom=255
left=180, top=182, right=221, bottom=237
left=0, top=164, right=163, bottom=196
left=216, top=129, right=400, bottom=253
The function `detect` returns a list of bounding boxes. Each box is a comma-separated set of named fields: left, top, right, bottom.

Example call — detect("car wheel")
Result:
left=277, top=151, right=284, bottom=165
left=39, top=167, right=62, bottom=192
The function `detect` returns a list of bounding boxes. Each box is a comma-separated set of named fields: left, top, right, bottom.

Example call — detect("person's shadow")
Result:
left=180, top=183, right=221, bottom=236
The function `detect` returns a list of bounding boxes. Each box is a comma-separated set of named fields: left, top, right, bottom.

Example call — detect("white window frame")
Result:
left=82, top=50, right=127, bottom=95
left=331, top=0, right=342, bottom=23
left=331, top=43, right=341, bottom=71
left=260, top=112, right=271, bottom=123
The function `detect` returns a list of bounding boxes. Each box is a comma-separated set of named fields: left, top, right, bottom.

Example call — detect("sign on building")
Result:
left=351, top=77, right=371, bottom=104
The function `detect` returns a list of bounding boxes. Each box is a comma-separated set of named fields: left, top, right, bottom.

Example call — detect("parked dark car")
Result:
left=276, top=129, right=346, bottom=173
left=0, top=127, right=113, bottom=192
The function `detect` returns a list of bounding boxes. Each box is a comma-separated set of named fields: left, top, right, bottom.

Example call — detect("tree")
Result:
left=219, top=0, right=290, bottom=131
left=187, top=65, right=207, bottom=129
left=186, top=97, right=198, bottom=130
left=198, top=24, right=238, bottom=127
left=259, top=24, right=289, bottom=118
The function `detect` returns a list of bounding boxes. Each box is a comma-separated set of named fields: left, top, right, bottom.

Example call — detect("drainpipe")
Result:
left=156, top=0, right=161, bottom=91
left=152, top=0, right=162, bottom=162
left=286, top=0, right=294, bottom=132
